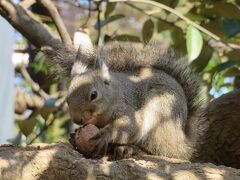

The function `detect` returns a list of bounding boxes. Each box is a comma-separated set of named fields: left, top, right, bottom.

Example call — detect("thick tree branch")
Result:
left=0, top=0, right=60, bottom=48
left=37, top=0, right=72, bottom=45
left=0, top=143, right=240, bottom=180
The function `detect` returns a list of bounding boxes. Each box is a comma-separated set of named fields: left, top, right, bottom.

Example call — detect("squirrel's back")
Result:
left=99, top=42, right=205, bottom=126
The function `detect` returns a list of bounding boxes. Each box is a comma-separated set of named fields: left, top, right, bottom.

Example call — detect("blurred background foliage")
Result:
left=13, top=0, right=240, bottom=145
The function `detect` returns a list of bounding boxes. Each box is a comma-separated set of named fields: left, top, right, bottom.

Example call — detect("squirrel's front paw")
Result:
left=86, top=129, right=110, bottom=158
left=111, top=145, right=134, bottom=160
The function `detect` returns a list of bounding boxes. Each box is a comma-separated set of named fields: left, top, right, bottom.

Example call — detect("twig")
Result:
left=37, top=0, right=72, bottom=45
left=27, top=116, right=55, bottom=144
left=96, top=1, right=102, bottom=45
left=0, top=0, right=60, bottom=48
left=81, top=0, right=92, bottom=27
left=94, top=0, right=240, bottom=50
left=20, top=66, right=50, bottom=99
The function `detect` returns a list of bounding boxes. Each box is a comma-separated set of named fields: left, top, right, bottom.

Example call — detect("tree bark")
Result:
left=0, top=142, right=240, bottom=180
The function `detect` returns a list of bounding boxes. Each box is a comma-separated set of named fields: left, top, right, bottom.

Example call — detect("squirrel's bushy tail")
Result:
left=143, top=42, right=207, bottom=144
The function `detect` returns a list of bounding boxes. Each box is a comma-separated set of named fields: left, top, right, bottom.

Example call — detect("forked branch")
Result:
left=0, top=0, right=61, bottom=48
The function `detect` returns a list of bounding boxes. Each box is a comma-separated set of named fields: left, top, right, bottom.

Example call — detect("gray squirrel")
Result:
left=43, top=41, right=206, bottom=160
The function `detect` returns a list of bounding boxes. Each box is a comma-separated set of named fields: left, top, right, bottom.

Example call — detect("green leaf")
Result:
left=222, top=18, right=240, bottom=37
left=112, top=34, right=141, bottom=42
left=39, top=98, right=56, bottom=120
left=142, top=19, right=154, bottom=44
left=171, top=27, right=186, bottom=52
left=108, top=14, right=125, bottom=23
left=185, top=12, right=206, bottom=22
left=212, top=2, right=240, bottom=19
left=105, top=2, right=116, bottom=18
left=226, top=51, right=240, bottom=62
left=224, top=67, right=240, bottom=77
left=34, top=51, right=45, bottom=62
left=31, top=52, right=48, bottom=73
left=191, top=43, right=213, bottom=72
left=17, top=111, right=39, bottom=137
left=202, top=20, right=225, bottom=38
left=209, top=60, right=238, bottom=74
left=200, top=2, right=240, bottom=19
left=186, top=26, right=203, bottom=62
left=17, top=98, right=56, bottom=137
left=157, top=19, right=171, bottom=33
left=166, top=13, right=178, bottom=22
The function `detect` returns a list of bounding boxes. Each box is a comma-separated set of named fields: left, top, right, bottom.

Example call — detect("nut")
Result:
left=74, top=124, right=99, bottom=155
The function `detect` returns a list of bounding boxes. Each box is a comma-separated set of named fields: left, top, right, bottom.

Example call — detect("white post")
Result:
left=0, top=17, right=15, bottom=144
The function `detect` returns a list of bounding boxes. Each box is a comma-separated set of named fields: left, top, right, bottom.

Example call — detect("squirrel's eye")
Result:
left=90, top=91, right=98, bottom=101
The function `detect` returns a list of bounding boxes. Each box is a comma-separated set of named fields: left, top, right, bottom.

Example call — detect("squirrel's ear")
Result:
left=76, top=44, right=96, bottom=61
left=99, top=59, right=110, bottom=83
left=71, top=31, right=97, bottom=77
left=75, top=31, right=96, bottom=61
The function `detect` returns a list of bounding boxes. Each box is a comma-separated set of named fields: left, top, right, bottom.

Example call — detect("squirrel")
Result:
left=43, top=41, right=206, bottom=160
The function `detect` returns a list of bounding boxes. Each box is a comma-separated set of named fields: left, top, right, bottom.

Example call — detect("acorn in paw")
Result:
left=69, top=124, right=100, bottom=156
left=69, top=124, right=137, bottom=159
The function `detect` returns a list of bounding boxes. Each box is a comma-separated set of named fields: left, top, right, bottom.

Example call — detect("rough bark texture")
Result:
left=0, top=142, right=240, bottom=180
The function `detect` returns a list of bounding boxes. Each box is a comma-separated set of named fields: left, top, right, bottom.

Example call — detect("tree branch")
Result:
left=0, top=143, right=240, bottom=179
left=96, top=1, right=102, bottom=45
left=81, top=0, right=91, bottom=27
left=0, top=0, right=60, bottom=48
left=37, top=0, right=72, bottom=45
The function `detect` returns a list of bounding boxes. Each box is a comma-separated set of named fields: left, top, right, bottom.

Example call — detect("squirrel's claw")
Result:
left=69, top=132, right=76, bottom=148
left=112, top=145, right=134, bottom=160
left=87, top=130, right=110, bottom=158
